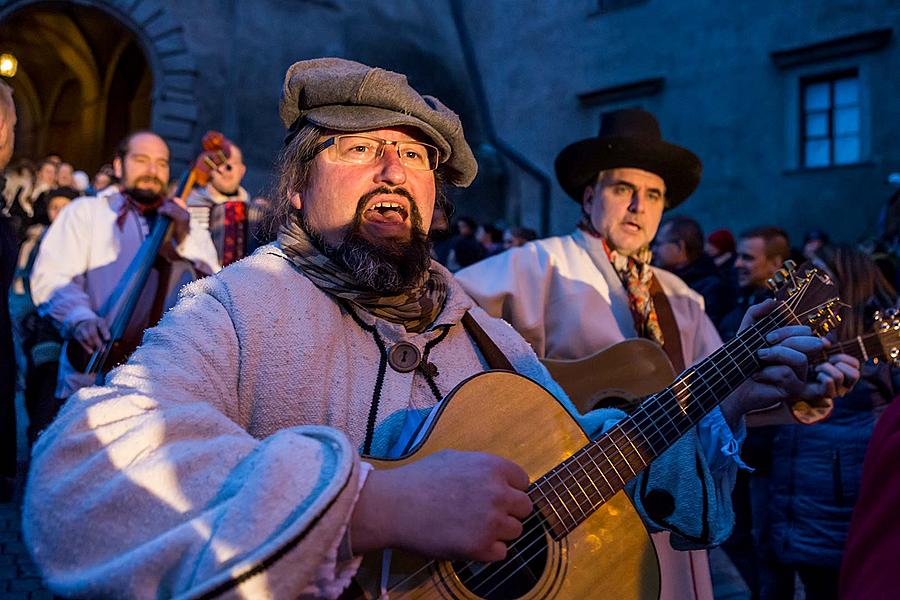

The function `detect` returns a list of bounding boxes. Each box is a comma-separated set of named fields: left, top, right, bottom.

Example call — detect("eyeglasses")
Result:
left=312, top=134, right=441, bottom=171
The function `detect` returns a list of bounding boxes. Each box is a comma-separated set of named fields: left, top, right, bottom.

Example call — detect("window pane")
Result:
left=804, top=82, right=830, bottom=111
left=805, top=139, right=831, bottom=167
left=834, top=107, right=860, bottom=135
left=834, top=77, right=859, bottom=107
left=834, top=136, right=860, bottom=164
left=805, top=112, right=829, bottom=137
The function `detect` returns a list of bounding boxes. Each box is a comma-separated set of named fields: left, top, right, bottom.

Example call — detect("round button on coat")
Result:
left=388, top=341, right=421, bottom=373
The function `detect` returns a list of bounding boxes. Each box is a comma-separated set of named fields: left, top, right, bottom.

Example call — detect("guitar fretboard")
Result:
left=529, top=301, right=815, bottom=539
left=821, top=330, right=888, bottom=364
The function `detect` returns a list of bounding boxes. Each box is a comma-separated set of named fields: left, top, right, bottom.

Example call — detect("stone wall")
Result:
left=457, top=0, right=900, bottom=243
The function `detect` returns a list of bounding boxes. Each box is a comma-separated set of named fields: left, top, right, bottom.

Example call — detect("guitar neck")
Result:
left=530, top=302, right=808, bottom=539
left=820, top=331, right=886, bottom=364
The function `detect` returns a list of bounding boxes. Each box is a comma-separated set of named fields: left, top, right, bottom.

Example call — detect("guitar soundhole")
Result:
left=450, top=513, right=549, bottom=599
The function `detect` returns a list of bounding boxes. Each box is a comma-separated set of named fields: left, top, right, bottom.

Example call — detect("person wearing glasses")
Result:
left=186, top=142, right=266, bottom=267
left=23, top=59, right=854, bottom=599
left=652, top=215, right=735, bottom=327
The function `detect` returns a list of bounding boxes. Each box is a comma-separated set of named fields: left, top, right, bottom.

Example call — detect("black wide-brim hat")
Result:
left=554, top=108, right=702, bottom=208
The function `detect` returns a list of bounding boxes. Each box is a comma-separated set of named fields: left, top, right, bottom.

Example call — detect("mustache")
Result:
left=352, top=186, right=422, bottom=230
left=132, top=175, right=166, bottom=189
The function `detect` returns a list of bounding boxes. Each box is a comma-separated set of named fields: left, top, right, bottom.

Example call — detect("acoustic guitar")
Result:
left=347, top=266, right=840, bottom=599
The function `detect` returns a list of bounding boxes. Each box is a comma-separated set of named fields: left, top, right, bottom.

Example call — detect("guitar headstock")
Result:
left=874, top=308, right=900, bottom=366
left=766, top=260, right=843, bottom=336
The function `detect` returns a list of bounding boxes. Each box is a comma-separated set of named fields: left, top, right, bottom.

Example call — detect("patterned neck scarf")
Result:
left=579, top=217, right=664, bottom=345
left=117, top=190, right=164, bottom=229
left=277, top=215, right=448, bottom=333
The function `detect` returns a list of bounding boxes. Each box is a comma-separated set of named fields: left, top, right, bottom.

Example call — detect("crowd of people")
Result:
left=0, top=58, right=896, bottom=600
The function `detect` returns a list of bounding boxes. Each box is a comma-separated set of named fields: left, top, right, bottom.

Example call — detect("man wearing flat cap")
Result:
left=23, top=62, right=854, bottom=599
left=457, top=108, right=860, bottom=599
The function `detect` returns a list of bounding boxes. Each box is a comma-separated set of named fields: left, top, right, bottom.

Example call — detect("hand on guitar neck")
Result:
left=719, top=298, right=861, bottom=430
left=350, top=449, right=533, bottom=562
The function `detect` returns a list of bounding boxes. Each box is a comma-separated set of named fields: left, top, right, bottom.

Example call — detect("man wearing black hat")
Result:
left=457, top=108, right=859, bottom=599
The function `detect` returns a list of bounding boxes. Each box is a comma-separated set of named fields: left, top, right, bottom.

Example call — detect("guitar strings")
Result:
left=464, top=325, right=790, bottom=597
left=470, top=296, right=847, bottom=597
left=458, top=306, right=819, bottom=599
left=392, top=299, right=826, bottom=598
left=413, top=297, right=834, bottom=600
left=392, top=303, right=798, bottom=599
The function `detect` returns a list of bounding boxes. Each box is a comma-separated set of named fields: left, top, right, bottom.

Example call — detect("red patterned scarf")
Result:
left=117, top=191, right=164, bottom=229
left=579, top=219, right=664, bottom=346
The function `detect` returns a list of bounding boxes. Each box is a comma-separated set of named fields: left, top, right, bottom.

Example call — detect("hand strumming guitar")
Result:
left=350, top=449, right=533, bottom=562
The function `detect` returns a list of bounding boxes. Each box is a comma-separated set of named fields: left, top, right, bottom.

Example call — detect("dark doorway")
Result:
left=0, top=1, right=152, bottom=174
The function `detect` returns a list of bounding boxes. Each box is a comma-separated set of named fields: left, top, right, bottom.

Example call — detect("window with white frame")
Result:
left=801, top=71, right=861, bottom=168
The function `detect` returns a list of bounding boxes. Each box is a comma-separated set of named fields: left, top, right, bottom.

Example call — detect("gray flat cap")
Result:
left=280, top=57, right=477, bottom=187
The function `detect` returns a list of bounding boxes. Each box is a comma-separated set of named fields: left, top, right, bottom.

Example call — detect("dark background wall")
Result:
left=2, top=0, right=898, bottom=246
left=457, top=0, right=900, bottom=245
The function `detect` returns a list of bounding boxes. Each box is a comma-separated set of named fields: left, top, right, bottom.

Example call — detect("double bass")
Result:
left=66, top=132, right=232, bottom=379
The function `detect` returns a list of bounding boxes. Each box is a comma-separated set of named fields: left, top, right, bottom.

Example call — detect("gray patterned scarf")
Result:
left=277, top=216, right=448, bottom=333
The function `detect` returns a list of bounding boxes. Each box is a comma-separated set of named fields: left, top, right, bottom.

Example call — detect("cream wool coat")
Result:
left=456, top=229, right=741, bottom=600
left=24, top=244, right=735, bottom=599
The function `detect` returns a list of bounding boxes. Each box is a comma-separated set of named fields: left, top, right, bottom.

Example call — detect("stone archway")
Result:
left=0, top=0, right=200, bottom=171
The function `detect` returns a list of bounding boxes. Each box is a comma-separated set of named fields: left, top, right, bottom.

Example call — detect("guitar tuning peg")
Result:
left=874, top=310, right=883, bottom=322
left=766, top=277, right=779, bottom=291
left=886, top=308, right=898, bottom=319
left=784, top=259, right=797, bottom=272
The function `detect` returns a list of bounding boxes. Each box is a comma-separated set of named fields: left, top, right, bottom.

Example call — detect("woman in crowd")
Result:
left=762, top=245, right=898, bottom=600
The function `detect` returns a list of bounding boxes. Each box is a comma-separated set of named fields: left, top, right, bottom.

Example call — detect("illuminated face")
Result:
left=652, top=221, right=686, bottom=269
left=0, top=92, right=14, bottom=168
left=735, top=236, right=780, bottom=288
left=37, top=162, right=56, bottom=186
left=291, top=127, right=436, bottom=248
left=57, top=163, right=74, bottom=187
left=114, top=132, right=170, bottom=196
left=93, top=173, right=112, bottom=191
left=210, top=144, right=247, bottom=195
left=582, top=168, right=666, bottom=256
left=47, top=195, right=72, bottom=222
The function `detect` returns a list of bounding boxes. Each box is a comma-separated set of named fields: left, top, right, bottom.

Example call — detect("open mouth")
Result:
left=364, top=199, right=410, bottom=224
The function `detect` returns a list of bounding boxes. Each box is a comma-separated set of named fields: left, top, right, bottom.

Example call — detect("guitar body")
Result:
left=352, top=372, right=660, bottom=599
left=541, top=339, right=676, bottom=415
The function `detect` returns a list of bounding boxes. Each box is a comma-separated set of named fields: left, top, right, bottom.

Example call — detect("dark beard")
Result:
left=122, top=186, right=164, bottom=208
left=297, top=188, right=433, bottom=294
